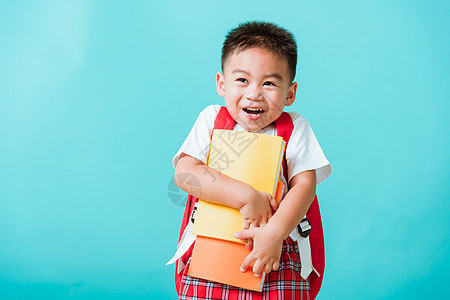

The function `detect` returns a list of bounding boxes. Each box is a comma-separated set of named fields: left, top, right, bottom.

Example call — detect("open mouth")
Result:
left=243, top=107, right=265, bottom=116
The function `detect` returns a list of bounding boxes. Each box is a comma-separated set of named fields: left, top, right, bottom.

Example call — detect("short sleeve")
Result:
left=172, top=105, right=220, bottom=168
left=286, top=112, right=332, bottom=185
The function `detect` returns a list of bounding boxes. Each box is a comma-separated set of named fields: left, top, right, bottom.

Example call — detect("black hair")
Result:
left=221, top=21, right=298, bottom=82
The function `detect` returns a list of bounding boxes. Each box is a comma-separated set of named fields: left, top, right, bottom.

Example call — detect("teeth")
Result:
left=245, top=108, right=263, bottom=113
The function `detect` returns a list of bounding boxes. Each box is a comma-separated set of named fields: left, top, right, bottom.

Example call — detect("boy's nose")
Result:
left=245, top=84, right=263, bottom=101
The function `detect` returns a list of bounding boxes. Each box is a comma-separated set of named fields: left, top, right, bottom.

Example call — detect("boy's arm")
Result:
left=234, top=169, right=316, bottom=276
left=175, top=153, right=279, bottom=228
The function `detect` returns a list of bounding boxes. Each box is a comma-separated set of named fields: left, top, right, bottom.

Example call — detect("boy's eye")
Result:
left=264, top=81, right=275, bottom=86
left=237, top=78, right=248, bottom=83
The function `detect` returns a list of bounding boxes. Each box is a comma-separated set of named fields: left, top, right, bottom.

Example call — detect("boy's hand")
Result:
left=234, top=225, right=283, bottom=277
left=239, top=189, right=278, bottom=230
left=239, top=189, right=279, bottom=249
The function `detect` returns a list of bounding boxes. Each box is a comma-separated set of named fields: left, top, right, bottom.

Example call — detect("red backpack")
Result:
left=175, top=107, right=325, bottom=299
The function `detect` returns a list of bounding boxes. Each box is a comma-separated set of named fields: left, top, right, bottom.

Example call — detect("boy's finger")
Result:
left=264, top=263, right=272, bottom=274
left=234, top=228, right=254, bottom=240
left=252, top=260, right=264, bottom=277
left=240, top=251, right=256, bottom=273
left=269, top=196, right=279, bottom=211
left=242, top=220, right=250, bottom=230
left=239, top=221, right=250, bottom=243
left=272, top=261, right=279, bottom=271
left=245, top=239, right=253, bottom=250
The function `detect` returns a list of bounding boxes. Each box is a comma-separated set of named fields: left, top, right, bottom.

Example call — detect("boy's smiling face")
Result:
left=216, top=47, right=297, bottom=132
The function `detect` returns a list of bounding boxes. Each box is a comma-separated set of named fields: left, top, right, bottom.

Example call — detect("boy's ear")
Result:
left=216, top=72, right=225, bottom=97
left=285, top=82, right=298, bottom=106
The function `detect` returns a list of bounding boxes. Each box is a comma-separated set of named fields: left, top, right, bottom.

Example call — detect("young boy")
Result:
left=172, top=21, right=331, bottom=298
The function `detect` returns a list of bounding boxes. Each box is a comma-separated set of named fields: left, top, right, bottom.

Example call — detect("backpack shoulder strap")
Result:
left=214, top=106, right=235, bottom=130
left=275, top=111, right=325, bottom=300
left=275, top=112, right=294, bottom=180
left=307, top=196, right=325, bottom=299
left=275, top=112, right=294, bottom=144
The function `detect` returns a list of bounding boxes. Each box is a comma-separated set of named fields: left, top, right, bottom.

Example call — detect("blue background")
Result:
left=0, top=0, right=448, bottom=299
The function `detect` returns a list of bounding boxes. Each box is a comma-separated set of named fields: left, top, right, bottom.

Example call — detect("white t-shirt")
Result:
left=173, top=105, right=331, bottom=186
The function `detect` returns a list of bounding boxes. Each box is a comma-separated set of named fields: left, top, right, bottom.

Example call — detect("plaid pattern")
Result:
left=179, top=238, right=310, bottom=300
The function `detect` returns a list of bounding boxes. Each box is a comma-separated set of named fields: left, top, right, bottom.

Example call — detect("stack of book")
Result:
left=188, top=129, right=286, bottom=291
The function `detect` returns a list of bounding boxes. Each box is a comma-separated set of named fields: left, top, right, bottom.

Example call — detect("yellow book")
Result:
left=192, top=129, right=286, bottom=243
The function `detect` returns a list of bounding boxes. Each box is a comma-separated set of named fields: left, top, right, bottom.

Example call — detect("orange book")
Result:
left=188, top=236, right=265, bottom=292
left=274, top=180, right=285, bottom=204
